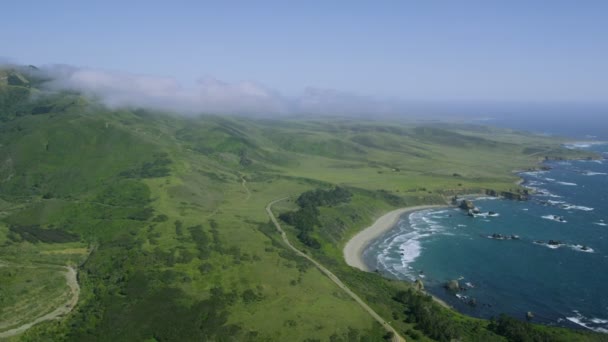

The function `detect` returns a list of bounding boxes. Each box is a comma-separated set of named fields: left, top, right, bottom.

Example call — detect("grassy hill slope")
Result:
left=0, top=69, right=602, bottom=341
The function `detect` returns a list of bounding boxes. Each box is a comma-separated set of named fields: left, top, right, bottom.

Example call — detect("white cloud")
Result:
left=33, top=64, right=410, bottom=117
left=39, top=65, right=288, bottom=116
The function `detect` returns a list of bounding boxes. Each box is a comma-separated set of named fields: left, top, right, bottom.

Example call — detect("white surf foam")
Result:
left=593, top=222, right=607, bottom=226
left=543, top=200, right=593, bottom=211
left=546, top=244, right=561, bottom=249
left=542, top=215, right=567, bottom=223
left=569, top=244, right=595, bottom=253
left=566, top=311, right=608, bottom=333
left=583, top=171, right=607, bottom=176
left=526, top=185, right=562, bottom=198
left=561, top=205, right=594, bottom=211
left=564, top=143, right=592, bottom=149
left=472, top=212, right=500, bottom=218
left=522, top=170, right=548, bottom=176
left=556, top=181, right=577, bottom=186
left=398, top=238, right=422, bottom=265
left=527, top=180, right=545, bottom=186
left=375, top=209, right=450, bottom=280
left=473, top=196, right=499, bottom=201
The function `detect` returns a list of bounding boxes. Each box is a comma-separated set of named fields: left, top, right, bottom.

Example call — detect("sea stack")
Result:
left=445, top=279, right=460, bottom=293
left=459, top=200, right=475, bottom=211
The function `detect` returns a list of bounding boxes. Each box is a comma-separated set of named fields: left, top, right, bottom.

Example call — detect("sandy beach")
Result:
left=343, top=205, right=444, bottom=272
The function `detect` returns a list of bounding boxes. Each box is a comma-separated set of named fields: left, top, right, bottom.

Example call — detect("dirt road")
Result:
left=266, top=198, right=405, bottom=342
left=0, top=266, right=80, bottom=339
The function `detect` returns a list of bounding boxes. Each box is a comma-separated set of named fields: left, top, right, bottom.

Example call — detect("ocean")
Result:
left=363, top=143, right=608, bottom=333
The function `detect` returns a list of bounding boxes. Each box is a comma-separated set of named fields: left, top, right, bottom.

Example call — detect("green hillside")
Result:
left=0, top=69, right=603, bottom=341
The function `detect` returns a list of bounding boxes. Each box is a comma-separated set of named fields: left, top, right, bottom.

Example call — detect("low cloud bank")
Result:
left=21, top=64, right=406, bottom=117
left=38, top=65, right=286, bottom=116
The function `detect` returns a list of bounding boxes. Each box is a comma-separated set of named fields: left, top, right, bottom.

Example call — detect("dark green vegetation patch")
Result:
left=8, top=225, right=79, bottom=244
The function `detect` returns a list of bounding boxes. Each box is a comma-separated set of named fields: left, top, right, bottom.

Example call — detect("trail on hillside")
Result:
left=241, top=176, right=251, bottom=201
left=0, top=264, right=80, bottom=338
left=266, top=198, right=405, bottom=342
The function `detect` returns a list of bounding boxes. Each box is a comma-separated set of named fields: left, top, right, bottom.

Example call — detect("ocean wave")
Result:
left=556, top=181, right=577, bottom=186
left=566, top=311, right=608, bottom=333
left=533, top=241, right=594, bottom=253
left=541, top=200, right=594, bottom=211
left=471, top=212, right=500, bottom=218
left=398, top=239, right=422, bottom=265
left=561, top=204, right=594, bottom=211
left=545, top=244, right=561, bottom=249
left=583, top=171, right=607, bottom=176
left=521, top=170, right=548, bottom=177
left=564, top=141, right=608, bottom=149
left=569, top=244, right=595, bottom=253
left=542, top=214, right=567, bottom=223
left=526, top=180, right=545, bottom=186
left=375, top=209, right=450, bottom=280
left=565, top=145, right=588, bottom=149
left=526, top=185, right=562, bottom=198
left=472, top=196, right=499, bottom=201
left=593, top=222, right=607, bottom=226
left=534, top=240, right=564, bottom=249
left=564, top=143, right=593, bottom=149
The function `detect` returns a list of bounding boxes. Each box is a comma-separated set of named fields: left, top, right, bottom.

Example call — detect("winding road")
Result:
left=266, top=198, right=405, bottom=342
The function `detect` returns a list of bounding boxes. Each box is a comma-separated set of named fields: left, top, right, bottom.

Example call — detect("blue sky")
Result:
left=2, top=1, right=607, bottom=104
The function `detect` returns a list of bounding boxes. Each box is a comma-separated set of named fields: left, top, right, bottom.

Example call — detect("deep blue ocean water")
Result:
left=364, top=143, right=608, bottom=333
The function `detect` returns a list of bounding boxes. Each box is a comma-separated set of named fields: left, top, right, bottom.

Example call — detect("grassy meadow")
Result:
left=0, top=68, right=603, bottom=341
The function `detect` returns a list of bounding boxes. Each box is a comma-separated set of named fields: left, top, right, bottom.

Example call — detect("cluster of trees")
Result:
left=279, top=205, right=321, bottom=248
left=120, top=152, right=171, bottom=178
left=393, top=289, right=461, bottom=341
left=296, top=186, right=352, bottom=208
left=188, top=224, right=211, bottom=260
left=51, top=215, right=250, bottom=341
left=392, top=289, right=571, bottom=342
left=279, top=187, right=352, bottom=249
left=489, top=314, right=557, bottom=342
left=8, top=224, right=80, bottom=244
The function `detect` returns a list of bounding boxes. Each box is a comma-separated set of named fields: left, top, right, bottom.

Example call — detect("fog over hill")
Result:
left=7, top=64, right=405, bottom=118
left=4, top=62, right=607, bottom=137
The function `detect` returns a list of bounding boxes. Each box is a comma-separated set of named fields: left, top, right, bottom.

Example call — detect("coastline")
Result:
left=343, top=205, right=445, bottom=272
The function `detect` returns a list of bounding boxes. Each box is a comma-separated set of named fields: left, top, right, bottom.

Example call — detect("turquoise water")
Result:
left=363, top=143, right=608, bottom=333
